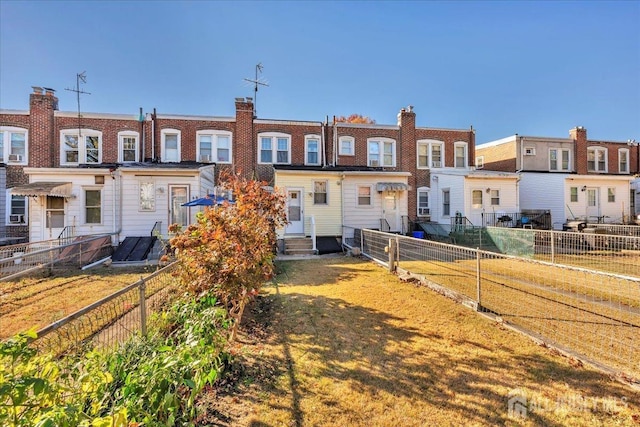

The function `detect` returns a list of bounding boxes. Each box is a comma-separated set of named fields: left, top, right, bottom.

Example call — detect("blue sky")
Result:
left=1, top=1, right=638, bottom=144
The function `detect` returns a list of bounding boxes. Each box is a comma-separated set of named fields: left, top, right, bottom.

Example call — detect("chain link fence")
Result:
left=30, top=262, right=180, bottom=356
left=349, top=230, right=640, bottom=383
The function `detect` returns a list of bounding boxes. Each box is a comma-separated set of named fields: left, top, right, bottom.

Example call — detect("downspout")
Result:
left=517, top=135, right=523, bottom=173
left=139, top=107, right=145, bottom=162
left=321, top=120, right=326, bottom=167
left=333, top=117, right=338, bottom=166
left=152, top=108, right=156, bottom=161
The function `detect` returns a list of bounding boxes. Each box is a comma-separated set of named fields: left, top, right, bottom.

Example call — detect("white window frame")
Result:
left=357, top=185, right=373, bottom=207
left=618, top=148, right=629, bottom=174
left=608, top=187, right=616, bottom=203
left=454, top=141, right=468, bottom=169
left=83, top=187, right=102, bottom=225
left=587, top=147, right=608, bottom=172
left=490, top=189, right=500, bottom=206
left=305, top=135, right=321, bottom=166
left=139, top=182, right=156, bottom=212
left=524, top=147, right=536, bottom=156
left=442, top=188, right=451, bottom=217
left=313, top=180, right=328, bottom=205
left=476, top=156, right=484, bottom=169
left=417, top=139, right=444, bottom=169
left=118, top=131, right=140, bottom=163
left=161, top=129, right=181, bottom=162
left=570, top=186, right=578, bottom=203
left=60, top=129, right=103, bottom=165
left=5, top=190, right=28, bottom=225
left=549, top=148, right=571, bottom=171
left=339, top=136, right=354, bottom=156
left=258, top=132, right=291, bottom=165
left=0, top=127, right=29, bottom=165
left=196, top=130, right=232, bottom=164
left=417, top=186, right=430, bottom=217
left=367, top=138, right=396, bottom=167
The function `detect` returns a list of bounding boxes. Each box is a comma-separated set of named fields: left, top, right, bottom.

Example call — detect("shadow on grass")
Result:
left=238, top=287, right=638, bottom=427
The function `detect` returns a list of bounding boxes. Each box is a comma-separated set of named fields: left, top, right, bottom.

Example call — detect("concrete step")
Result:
left=286, top=248, right=316, bottom=256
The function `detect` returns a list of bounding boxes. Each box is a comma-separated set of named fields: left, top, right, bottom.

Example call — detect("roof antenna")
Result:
left=65, top=71, right=91, bottom=138
left=244, top=63, right=268, bottom=118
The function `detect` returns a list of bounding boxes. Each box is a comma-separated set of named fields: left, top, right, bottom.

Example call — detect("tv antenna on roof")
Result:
left=65, top=71, right=91, bottom=137
left=244, top=63, right=268, bottom=118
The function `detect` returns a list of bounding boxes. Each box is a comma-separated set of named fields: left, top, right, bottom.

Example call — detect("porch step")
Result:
left=284, top=237, right=315, bottom=255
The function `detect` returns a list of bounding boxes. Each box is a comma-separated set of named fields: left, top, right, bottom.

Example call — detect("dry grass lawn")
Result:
left=0, top=265, right=156, bottom=339
left=197, top=256, right=640, bottom=426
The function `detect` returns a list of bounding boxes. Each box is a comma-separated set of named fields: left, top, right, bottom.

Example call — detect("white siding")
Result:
left=342, top=175, right=408, bottom=231
left=430, top=174, right=465, bottom=226
left=519, top=173, right=567, bottom=229
left=275, top=172, right=343, bottom=237
left=465, top=177, right=519, bottom=226
left=564, top=177, right=631, bottom=224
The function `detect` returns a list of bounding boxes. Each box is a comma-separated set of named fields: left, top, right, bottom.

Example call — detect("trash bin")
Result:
left=412, top=231, right=425, bottom=239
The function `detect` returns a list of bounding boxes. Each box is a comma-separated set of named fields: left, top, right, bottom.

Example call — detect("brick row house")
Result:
left=476, top=127, right=640, bottom=229
left=3, top=85, right=526, bottom=250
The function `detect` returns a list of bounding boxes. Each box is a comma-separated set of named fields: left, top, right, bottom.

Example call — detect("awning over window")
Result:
left=376, top=182, right=408, bottom=192
left=10, top=182, right=73, bottom=198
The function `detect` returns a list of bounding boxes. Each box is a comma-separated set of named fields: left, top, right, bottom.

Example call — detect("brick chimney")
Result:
left=398, top=105, right=416, bottom=172
left=570, top=126, right=587, bottom=174
left=234, top=97, right=255, bottom=179
left=29, top=86, right=58, bottom=167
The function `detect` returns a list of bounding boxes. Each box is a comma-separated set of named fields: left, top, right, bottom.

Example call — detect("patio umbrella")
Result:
left=182, top=195, right=232, bottom=207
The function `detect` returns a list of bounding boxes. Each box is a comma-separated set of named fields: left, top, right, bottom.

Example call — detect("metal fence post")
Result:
left=550, top=229, right=555, bottom=264
left=476, top=248, right=482, bottom=310
left=360, top=228, right=364, bottom=255
left=388, top=238, right=395, bottom=272
left=139, top=278, right=147, bottom=337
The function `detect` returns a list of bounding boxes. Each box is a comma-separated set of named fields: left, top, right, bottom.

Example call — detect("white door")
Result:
left=169, top=185, right=189, bottom=232
left=586, top=188, right=600, bottom=221
left=285, top=189, right=304, bottom=234
left=45, top=196, right=65, bottom=239
left=383, top=193, right=399, bottom=231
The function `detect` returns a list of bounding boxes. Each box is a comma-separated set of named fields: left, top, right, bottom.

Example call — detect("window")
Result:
left=313, top=181, right=327, bottom=204
left=587, top=147, right=607, bottom=172
left=60, top=129, right=102, bottom=165
left=46, top=197, right=65, bottom=228
left=417, top=140, right=444, bottom=169
left=258, top=133, right=291, bottom=164
left=118, top=131, right=139, bottom=163
left=357, top=186, right=372, bottom=206
left=0, top=127, right=28, bottom=164
left=608, top=188, right=615, bottom=203
left=490, top=189, right=500, bottom=206
left=570, top=187, right=578, bottom=203
left=417, top=187, right=430, bottom=216
left=472, top=190, right=483, bottom=208
left=524, top=147, right=536, bottom=156
left=454, top=142, right=468, bottom=168
left=139, top=182, right=155, bottom=211
left=6, top=191, right=27, bottom=225
left=339, top=136, right=354, bottom=156
left=619, top=148, right=629, bottom=173
left=549, top=148, right=570, bottom=171
left=85, top=189, right=102, bottom=224
left=196, top=130, right=232, bottom=163
left=305, top=135, right=321, bottom=165
left=161, top=129, right=181, bottom=162
left=368, top=138, right=395, bottom=167
left=476, top=156, right=484, bottom=169
left=442, top=189, right=450, bottom=216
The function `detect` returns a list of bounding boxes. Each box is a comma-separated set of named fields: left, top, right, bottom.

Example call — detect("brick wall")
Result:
left=476, top=139, right=517, bottom=172
left=570, top=127, right=588, bottom=174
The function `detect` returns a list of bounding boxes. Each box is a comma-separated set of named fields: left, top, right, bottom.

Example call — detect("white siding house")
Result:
left=428, top=170, right=519, bottom=228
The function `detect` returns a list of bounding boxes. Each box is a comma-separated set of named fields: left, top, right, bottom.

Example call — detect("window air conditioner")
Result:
left=8, top=154, right=23, bottom=162
left=418, top=208, right=430, bottom=216
left=431, top=161, right=441, bottom=168
left=199, top=154, right=211, bottom=163
left=370, top=160, right=379, bottom=167
left=9, top=214, right=24, bottom=224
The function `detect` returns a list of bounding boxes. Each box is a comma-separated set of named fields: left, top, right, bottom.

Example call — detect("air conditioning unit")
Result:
left=431, top=161, right=441, bottom=168
left=370, top=160, right=379, bottom=167
left=418, top=208, right=430, bottom=216
left=199, top=154, right=211, bottom=163
left=9, top=214, right=24, bottom=224
left=8, top=154, right=23, bottom=162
